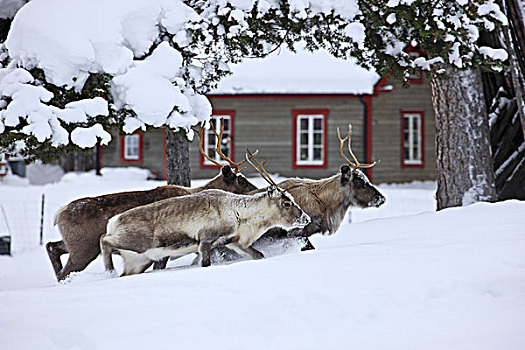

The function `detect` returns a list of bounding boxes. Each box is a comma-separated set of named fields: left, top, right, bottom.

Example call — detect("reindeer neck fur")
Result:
left=229, top=192, right=271, bottom=223
left=188, top=175, right=219, bottom=193
left=228, top=192, right=280, bottom=247
left=295, top=174, right=352, bottom=235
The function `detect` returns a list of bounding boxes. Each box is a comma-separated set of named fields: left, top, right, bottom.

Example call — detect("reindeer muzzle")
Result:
left=294, top=213, right=311, bottom=228
left=370, top=194, right=386, bottom=208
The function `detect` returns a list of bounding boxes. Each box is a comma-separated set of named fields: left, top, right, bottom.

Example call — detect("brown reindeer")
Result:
left=47, top=125, right=258, bottom=281
left=251, top=124, right=386, bottom=251
left=100, top=187, right=310, bottom=276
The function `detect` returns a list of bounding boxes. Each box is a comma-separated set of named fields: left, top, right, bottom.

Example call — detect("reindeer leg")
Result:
left=55, top=237, right=100, bottom=281
left=46, top=240, right=68, bottom=279
left=242, top=246, right=265, bottom=259
left=57, top=249, right=100, bottom=281
left=152, top=257, right=169, bottom=270
left=226, top=243, right=265, bottom=260
left=198, top=240, right=213, bottom=267
left=287, top=219, right=322, bottom=251
left=287, top=219, right=321, bottom=238
left=120, top=251, right=153, bottom=276
left=99, top=234, right=116, bottom=272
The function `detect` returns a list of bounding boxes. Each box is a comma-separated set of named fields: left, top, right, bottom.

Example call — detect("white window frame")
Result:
left=295, top=114, right=325, bottom=166
left=123, top=134, right=140, bottom=160
left=203, top=114, right=232, bottom=166
left=403, top=112, right=422, bottom=165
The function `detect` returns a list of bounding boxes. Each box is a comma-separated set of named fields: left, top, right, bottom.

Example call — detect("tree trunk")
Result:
left=165, top=127, right=191, bottom=186
left=154, top=128, right=191, bottom=270
left=431, top=67, right=498, bottom=210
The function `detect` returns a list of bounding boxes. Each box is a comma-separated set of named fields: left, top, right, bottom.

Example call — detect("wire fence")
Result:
left=0, top=194, right=64, bottom=255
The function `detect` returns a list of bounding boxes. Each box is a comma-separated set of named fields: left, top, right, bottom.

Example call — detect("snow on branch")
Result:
left=0, top=0, right=366, bottom=158
left=0, top=67, right=108, bottom=146
left=0, top=0, right=510, bottom=160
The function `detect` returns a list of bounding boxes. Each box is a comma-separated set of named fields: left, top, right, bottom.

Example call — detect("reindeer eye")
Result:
left=283, top=201, right=292, bottom=208
left=354, top=178, right=365, bottom=189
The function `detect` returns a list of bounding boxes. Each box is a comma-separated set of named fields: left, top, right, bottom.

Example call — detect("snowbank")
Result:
left=0, top=169, right=523, bottom=349
left=0, top=199, right=523, bottom=349
left=60, top=167, right=155, bottom=183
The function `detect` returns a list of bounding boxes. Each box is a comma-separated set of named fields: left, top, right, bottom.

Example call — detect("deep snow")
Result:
left=0, top=169, right=524, bottom=349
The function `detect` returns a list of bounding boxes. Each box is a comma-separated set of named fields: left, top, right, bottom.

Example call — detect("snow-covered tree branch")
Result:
left=0, top=0, right=507, bottom=162
left=0, top=0, right=512, bottom=204
left=0, top=0, right=367, bottom=161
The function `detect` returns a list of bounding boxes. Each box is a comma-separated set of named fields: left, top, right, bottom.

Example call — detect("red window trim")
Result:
left=292, top=109, right=329, bottom=169
left=199, top=110, right=236, bottom=169
left=401, top=109, right=425, bottom=169
left=405, top=45, right=427, bottom=84
left=120, top=132, right=143, bottom=164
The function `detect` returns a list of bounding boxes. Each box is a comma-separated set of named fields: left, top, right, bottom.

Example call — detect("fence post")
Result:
left=0, top=204, right=12, bottom=255
left=40, top=194, right=45, bottom=246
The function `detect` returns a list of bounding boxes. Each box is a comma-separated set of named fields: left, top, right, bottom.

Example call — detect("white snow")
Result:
left=495, top=142, right=525, bottom=177
left=386, top=13, right=397, bottom=24
left=6, top=0, right=159, bottom=88
left=70, top=123, right=112, bottom=149
left=479, top=46, right=509, bottom=61
left=1, top=0, right=208, bottom=145
left=477, top=2, right=508, bottom=26
left=413, top=56, right=444, bottom=70
left=111, top=42, right=190, bottom=132
left=0, top=67, right=111, bottom=147
left=213, top=44, right=380, bottom=95
left=0, top=168, right=524, bottom=349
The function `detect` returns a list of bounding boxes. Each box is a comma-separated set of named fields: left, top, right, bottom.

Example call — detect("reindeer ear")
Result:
left=266, top=186, right=280, bottom=199
left=340, top=165, right=352, bottom=185
left=221, top=165, right=235, bottom=182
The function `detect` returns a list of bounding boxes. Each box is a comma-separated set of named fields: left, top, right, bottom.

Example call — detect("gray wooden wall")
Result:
left=101, top=83, right=437, bottom=184
left=192, top=96, right=365, bottom=180
left=372, top=78, right=436, bottom=183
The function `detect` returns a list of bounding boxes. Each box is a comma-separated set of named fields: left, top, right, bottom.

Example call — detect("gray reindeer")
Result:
left=100, top=186, right=310, bottom=276
left=47, top=126, right=258, bottom=281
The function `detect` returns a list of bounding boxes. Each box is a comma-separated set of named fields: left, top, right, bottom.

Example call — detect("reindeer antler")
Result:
left=197, top=126, right=222, bottom=167
left=196, top=118, right=257, bottom=173
left=337, top=124, right=379, bottom=171
left=245, top=149, right=302, bottom=193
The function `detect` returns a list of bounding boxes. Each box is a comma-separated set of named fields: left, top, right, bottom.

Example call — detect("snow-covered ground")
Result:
left=0, top=169, right=524, bottom=349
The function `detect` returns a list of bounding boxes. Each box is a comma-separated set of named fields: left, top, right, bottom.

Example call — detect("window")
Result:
left=120, top=132, right=142, bottom=163
left=401, top=110, right=424, bottom=168
left=293, top=109, right=328, bottom=168
left=201, top=111, right=234, bottom=168
left=405, top=46, right=426, bottom=83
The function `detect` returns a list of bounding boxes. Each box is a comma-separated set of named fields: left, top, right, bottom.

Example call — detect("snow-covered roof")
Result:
left=212, top=46, right=381, bottom=95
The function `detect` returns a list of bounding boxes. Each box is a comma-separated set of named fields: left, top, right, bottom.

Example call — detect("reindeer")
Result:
left=47, top=125, right=258, bottom=281
left=100, top=186, right=310, bottom=276
left=252, top=124, right=386, bottom=251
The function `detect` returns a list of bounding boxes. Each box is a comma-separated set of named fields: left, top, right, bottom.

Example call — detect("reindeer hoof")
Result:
left=252, top=250, right=265, bottom=260
left=300, top=238, right=315, bottom=251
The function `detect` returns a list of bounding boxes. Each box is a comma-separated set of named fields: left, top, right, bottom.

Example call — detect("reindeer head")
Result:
left=197, top=120, right=258, bottom=194
left=266, top=186, right=311, bottom=229
left=245, top=151, right=310, bottom=228
left=216, top=165, right=258, bottom=194
left=339, top=165, right=385, bottom=208
left=338, top=125, right=386, bottom=208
